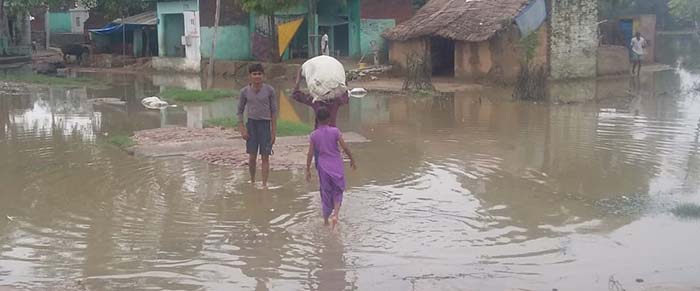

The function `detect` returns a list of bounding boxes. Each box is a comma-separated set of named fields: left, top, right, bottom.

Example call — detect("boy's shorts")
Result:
left=246, top=119, right=273, bottom=156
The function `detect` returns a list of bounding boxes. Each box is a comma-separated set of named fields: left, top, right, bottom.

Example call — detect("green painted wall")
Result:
left=200, top=25, right=251, bottom=60
left=348, top=0, right=361, bottom=57
left=157, top=0, right=198, bottom=57
left=360, top=19, right=395, bottom=57
left=49, top=12, right=71, bottom=33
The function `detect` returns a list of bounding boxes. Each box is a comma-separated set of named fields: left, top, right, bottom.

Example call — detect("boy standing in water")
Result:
left=237, top=63, right=277, bottom=187
left=306, top=108, right=356, bottom=229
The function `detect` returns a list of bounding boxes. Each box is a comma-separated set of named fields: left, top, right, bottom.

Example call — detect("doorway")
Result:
left=431, top=36, right=454, bottom=76
left=163, top=14, right=185, bottom=57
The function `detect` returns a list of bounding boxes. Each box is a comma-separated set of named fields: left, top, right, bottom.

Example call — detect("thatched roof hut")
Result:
left=383, top=0, right=532, bottom=42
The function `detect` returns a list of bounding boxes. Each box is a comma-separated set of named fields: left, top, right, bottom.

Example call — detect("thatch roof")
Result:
left=383, top=0, right=531, bottom=42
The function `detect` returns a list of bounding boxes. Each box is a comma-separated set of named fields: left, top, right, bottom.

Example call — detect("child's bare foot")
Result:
left=330, top=215, right=338, bottom=230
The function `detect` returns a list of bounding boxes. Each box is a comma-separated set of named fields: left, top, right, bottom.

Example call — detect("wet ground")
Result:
left=2, top=36, right=700, bottom=291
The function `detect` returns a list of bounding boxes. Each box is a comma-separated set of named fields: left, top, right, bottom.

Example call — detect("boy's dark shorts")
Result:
left=246, top=119, right=273, bottom=156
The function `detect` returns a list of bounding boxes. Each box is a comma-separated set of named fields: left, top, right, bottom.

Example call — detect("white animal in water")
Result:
left=141, top=96, right=176, bottom=109
left=349, top=88, right=368, bottom=98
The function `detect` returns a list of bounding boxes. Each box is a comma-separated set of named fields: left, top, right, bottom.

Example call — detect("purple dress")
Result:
left=310, top=125, right=346, bottom=219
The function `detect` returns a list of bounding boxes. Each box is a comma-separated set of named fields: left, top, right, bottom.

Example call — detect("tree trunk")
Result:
left=269, top=14, right=280, bottom=63
left=207, top=0, right=221, bottom=89
left=0, top=0, right=8, bottom=56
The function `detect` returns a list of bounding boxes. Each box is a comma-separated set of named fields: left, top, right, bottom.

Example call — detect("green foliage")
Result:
left=204, top=117, right=312, bottom=136
left=78, top=0, right=155, bottom=20
left=160, top=88, right=234, bottom=102
left=517, top=31, right=540, bottom=64
left=275, top=120, right=313, bottom=136
left=669, top=0, right=700, bottom=22
left=108, top=135, right=134, bottom=148
left=3, top=0, right=64, bottom=15
left=239, top=0, right=303, bottom=15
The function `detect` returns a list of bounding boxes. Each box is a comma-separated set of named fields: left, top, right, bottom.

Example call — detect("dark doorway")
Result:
left=431, top=36, right=454, bottom=76
left=334, top=24, right=349, bottom=56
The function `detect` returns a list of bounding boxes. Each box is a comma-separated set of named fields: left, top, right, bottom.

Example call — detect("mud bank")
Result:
left=128, top=127, right=369, bottom=170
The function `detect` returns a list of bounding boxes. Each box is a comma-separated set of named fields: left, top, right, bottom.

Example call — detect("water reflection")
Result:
left=1, top=67, right=700, bottom=290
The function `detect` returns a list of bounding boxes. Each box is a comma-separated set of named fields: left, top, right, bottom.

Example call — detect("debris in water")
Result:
left=141, top=96, right=175, bottom=109
left=349, top=87, right=368, bottom=98
left=6, top=216, right=14, bottom=221
left=635, top=278, right=644, bottom=283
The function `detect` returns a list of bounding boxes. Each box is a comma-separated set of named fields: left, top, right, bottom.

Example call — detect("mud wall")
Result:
left=387, top=38, right=428, bottom=74
left=454, top=26, right=548, bottom=84
left=549, top=0, right=598, bottom=80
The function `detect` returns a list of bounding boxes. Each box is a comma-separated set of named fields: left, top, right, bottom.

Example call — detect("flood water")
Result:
left=2, top=45, right=700, bottom=290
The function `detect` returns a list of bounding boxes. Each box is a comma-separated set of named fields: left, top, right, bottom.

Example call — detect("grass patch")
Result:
left=161, top=87, right=234, bottom=102
left=204, top=118, right=312, bottom=136
left=277, top=120, right=313, bottom=136
left=108, top=135, right=134, bottom=148
left=671, top=203, right=700, bottom=219
left=0, top=74, right=106, bottom=88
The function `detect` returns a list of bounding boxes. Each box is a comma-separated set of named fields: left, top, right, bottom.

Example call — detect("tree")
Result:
left=78, top=0, right=154, bottom=20
left=669, top=0, right=700, bottom=29
left=240, top=0, right=303, bottom=62
left=207, top=0, right=221, bottom=88
left=1, top=0, right=64, bottom=55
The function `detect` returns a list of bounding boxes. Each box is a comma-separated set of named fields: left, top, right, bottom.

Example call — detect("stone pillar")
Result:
left=549, top=0, right=598, bottom=80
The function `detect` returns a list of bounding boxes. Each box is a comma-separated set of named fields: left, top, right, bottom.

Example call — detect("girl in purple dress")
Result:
left=306, top=108, right=357, bottom=229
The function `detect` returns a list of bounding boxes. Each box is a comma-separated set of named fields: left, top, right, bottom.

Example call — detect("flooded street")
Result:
left=3, top=43, right=700, bottom=290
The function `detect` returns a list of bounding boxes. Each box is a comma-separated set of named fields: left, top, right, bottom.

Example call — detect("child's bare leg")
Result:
left=331, top=202, right=341, bottom=230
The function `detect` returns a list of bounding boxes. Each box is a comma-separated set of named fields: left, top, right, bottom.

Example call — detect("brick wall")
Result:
left=361, top=0, right=414, bottom=23
left=199, top=0, right=248, bottom=26
left=549, top=0, right=598, bottom=80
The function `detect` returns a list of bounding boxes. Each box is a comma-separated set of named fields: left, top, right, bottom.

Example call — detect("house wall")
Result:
left=549, top=0, right=598, bottom=80
left=156, top=0, right=201, bottom=72
left=348, top=0, right=361, bottom=57
left=200, top=26, right=251, bottom=60
left=360, top=19, right=395, bottom=59
left=70, top=9, right=89, bottom=33
left=597, top=45, right=630, bottom=76
left=199, top=0, right=251, bottom=61
left=454, top=26, right=548, bottom=83
left=157, top=0, right=199, bottom=57
left=359, top=0, right=412, bottom=61
left=388, top=38, right=428, bottom=73
left=49, top=12, right=72, bottom=33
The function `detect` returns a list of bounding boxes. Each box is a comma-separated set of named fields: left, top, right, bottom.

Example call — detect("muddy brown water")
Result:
left=2, top=66, right=700, bottom=290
